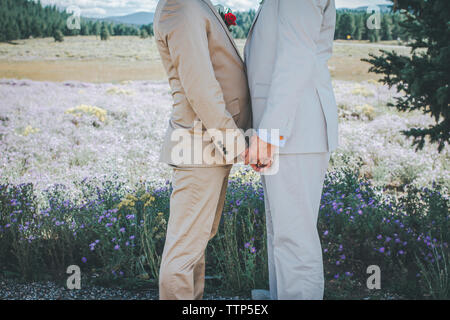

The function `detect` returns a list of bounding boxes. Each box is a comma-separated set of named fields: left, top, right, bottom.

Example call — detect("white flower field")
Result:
left=0, top=37, right=448, bottom=197
left=0, top=77, right=447, bottom=196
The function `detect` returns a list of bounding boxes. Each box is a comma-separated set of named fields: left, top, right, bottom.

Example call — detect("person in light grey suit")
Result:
left=244, top=0, right=339, bottom=299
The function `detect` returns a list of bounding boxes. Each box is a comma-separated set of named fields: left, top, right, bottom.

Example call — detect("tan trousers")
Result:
left=159, top=165, right=232, bottom=300
left=262, top=153, right=330, bottom=300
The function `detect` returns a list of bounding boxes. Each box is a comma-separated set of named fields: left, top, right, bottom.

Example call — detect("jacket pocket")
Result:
left=226, top=98, right=240, bottom=117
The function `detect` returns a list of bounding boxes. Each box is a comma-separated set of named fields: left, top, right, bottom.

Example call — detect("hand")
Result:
left=238, top=148, right=249, bottom=164
left=245, top=134, right=275, bottom=172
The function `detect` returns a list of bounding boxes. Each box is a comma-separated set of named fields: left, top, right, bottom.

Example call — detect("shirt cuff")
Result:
left=257, top=129, right=286, bottom=148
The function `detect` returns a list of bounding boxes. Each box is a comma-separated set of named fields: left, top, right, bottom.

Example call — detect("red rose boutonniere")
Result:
left=216, top=5, right=237, bottom=31
left=224, top=12, right=237, bottom=28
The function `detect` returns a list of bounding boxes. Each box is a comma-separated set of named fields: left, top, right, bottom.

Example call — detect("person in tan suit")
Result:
left=245, top=0, right=339, bottom=299
left=153, top=0, right=251, bottom=300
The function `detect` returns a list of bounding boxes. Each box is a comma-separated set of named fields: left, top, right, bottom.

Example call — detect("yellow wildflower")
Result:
left=65, top=104, right=107, bottom=122
left=355, top=104, right=376, bottom=120
left=21, top=125, right=40, bottom=136
left=117, top=194, right=138, bottom=210
left=106, top=87, right=135, bottom=96
left=352, top=85, right=375, bottom=97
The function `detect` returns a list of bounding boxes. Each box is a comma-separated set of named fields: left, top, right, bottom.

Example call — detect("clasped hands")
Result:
left=241, top=134, right=276, bottom=172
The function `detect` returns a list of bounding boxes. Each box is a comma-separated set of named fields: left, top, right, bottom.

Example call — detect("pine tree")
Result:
left=364, top=0, right=450, bottom=152
left=368, top=28, right=380, bottom=43
left=381, top=14, right=393, bottom=41
left=334, top=12, right=341, bottom=39
left=5, top=18, right=20, bottom=41
left=231, top=26, right=245, bottom=39
left=93, top=22, right=101, bottom=38
left=80, top=23, right=89, bottom=36
left=391, top=14, right=402, bottom=41
left=100, top=23, right=109, bottom=41
left=31, top=17, right=42, bottom=38
left=353, top=14, right=365, bottom=40
left=339, top=13, right=355, bottom=40
left=107, top=23, right=114, bottom=36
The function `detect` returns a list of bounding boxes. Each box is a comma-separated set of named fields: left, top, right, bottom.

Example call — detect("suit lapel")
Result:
left=200, top=0, right=243, bottom=62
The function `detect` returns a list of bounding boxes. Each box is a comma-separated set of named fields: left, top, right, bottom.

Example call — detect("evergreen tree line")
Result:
left=1, top=0, right=405, bottom=43
left=335, top=11, right=407, bottom=42
left=231, top=9, right=406, bottom=42
left=0, top=0, right=153, bottom=42
left=230, top=9, right=257, bottom=39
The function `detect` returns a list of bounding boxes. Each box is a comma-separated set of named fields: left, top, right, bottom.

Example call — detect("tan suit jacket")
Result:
left=154, top=0, right=252, bottom=166
left=245, top=0, right=339, bottom=154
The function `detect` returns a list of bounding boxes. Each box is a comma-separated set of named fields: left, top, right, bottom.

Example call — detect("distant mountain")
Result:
left=338, top=4, right=393, bottom=13
left=356, top=4, right=393, bottom=12
left=100, top=12, right=154, bottom=25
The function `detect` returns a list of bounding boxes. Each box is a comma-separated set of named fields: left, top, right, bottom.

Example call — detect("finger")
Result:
left=259, top=157, right=271, bottom=166
left=259, top=158, right=274, bottom=171
left=242, top=149, right=250, bottom=165
left=259, top=162, right=273, bottom=173
left=266, top=159, right=274, bottom=169
left=248, top=148, right=259, bottom=165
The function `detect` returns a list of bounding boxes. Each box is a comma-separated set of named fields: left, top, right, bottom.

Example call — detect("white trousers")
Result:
left=262, top=152, right=331, bottom=300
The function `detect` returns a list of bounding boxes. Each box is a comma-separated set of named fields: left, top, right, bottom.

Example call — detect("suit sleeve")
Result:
left=317, top=0, right=336, bottom=65
left=157, top=1, right=245, bottom=162
left=258, top=0, right=324, bottom=144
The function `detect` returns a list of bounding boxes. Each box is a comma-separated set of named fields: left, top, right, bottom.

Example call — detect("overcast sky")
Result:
left=38, top=0, right=391, bottom=17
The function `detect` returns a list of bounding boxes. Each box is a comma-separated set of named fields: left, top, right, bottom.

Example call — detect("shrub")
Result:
left=140, top=29, right=149, bottom=39
left=53, top=30, right=64, bottom=42
left=0, top=168, right=448, bottom=299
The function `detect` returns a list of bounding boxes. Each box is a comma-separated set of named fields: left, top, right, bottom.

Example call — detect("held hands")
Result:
left=243, top=134, right=276, bottom=173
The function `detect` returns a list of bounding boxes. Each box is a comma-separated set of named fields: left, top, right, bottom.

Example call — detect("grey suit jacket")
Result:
left=245, top=0, right=339, bottom=153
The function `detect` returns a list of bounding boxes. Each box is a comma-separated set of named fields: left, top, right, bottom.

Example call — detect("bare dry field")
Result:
left=0, top=59, right=166, bottom=82
left=0, top=36, right=410, bottom=83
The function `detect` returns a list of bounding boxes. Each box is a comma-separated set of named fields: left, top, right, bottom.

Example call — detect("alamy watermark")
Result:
left=66, top=265, right=81, bottom=290
left=169, top=122, right=280, bottom=175
left=366, top=265, right=381, bottom=290
left=66, top=6, right=81, bottom=31
left=366, top=5, right=382, bottom=30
